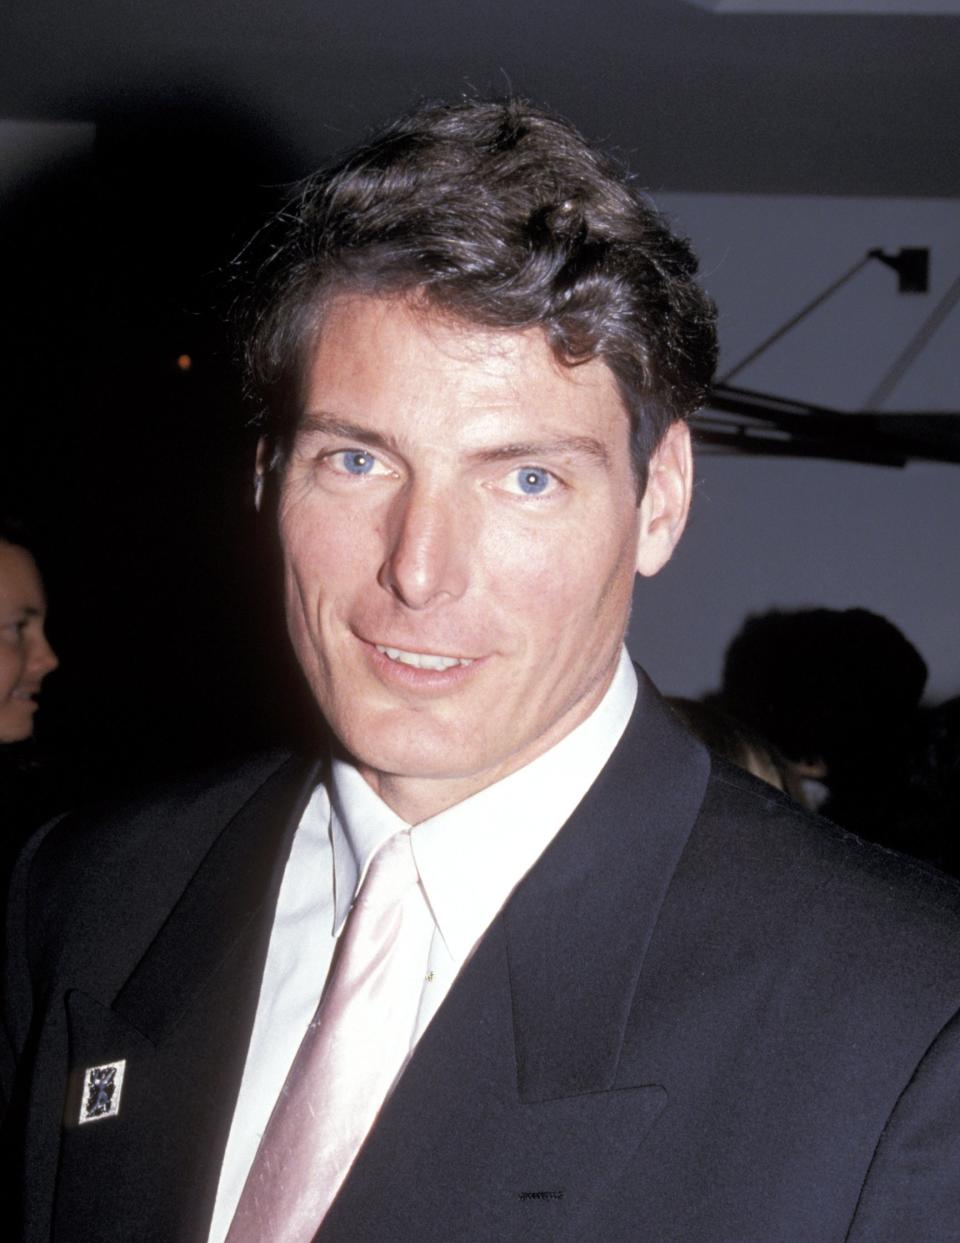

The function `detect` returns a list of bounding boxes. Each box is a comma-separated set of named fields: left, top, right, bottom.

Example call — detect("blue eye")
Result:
left=517, top=467, right=551, bottom=495
left=341, top=450, right=375, bottom=475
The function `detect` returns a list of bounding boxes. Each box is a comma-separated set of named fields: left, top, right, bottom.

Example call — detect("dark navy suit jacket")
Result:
left=5, top=674, right=960, bottom=1241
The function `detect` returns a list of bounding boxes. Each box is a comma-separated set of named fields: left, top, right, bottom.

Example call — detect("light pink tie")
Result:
left=226, top=831, right=422, bottom=1243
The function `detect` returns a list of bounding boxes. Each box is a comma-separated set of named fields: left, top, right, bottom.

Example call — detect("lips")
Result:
left=375, top=644, right=475, bottom=671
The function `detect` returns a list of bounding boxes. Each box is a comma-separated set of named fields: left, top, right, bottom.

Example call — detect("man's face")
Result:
left=277, top=294, right=689, bottom=819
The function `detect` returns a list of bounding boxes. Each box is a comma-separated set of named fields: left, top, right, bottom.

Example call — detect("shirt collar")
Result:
left=329, top=758, right=409, bottom=935
left=329, top=646, right=638, bottom=956
left=413, top=647, right=637, bottom=962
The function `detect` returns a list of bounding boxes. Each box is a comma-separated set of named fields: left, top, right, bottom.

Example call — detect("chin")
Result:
left=354, top=736, right=473, bottom=783
left=338, top=712, right=484, bottom=783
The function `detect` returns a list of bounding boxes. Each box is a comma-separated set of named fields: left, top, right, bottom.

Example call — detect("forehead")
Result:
left=301, top=294, right=630, bottom=445
left=0, top=543, right=44, bottom=613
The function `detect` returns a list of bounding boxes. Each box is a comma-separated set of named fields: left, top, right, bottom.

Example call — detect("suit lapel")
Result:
left=319, top=674, right=710, bottom=1241
left=507, top=671, right=710, bottom=1102
left=319, top=918, right=668, bottom=1243
left=52, top=754, right=321, bottom=1243
left=111, top=754, right=322, bottom=1043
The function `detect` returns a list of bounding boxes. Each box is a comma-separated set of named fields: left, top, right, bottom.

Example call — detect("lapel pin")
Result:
left=79, top=1060, right=126, bottom=1124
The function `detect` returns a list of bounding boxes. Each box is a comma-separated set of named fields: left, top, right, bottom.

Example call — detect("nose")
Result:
left=27, top=627, right=59, bottom=682
left=377, top=480, right=470, bottom=610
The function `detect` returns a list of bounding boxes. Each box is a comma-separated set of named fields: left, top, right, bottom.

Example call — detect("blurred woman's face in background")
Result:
left=0, top=541, right=58, bottom=743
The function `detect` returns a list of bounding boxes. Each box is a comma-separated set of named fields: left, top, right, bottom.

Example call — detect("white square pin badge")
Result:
left=78, top=1060, right=126, bottom=1124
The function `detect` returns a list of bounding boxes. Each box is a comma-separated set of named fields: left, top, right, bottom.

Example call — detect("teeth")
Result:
left=376, top=645, right=473, bottom=671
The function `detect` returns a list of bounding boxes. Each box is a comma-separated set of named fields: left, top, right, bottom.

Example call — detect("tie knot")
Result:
left=356, top=831, right=419, bottom=912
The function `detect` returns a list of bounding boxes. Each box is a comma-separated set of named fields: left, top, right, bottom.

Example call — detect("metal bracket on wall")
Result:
left=868, top=247, right=929, bottom=294
left=696, top=247, right=960, bottom=465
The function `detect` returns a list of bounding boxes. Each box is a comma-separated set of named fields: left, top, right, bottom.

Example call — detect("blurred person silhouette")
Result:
left=666, top=695, right=796, bottom=798
left=718, top=607, right=927, bottom=844
left=0, top=518, right=60, bottom=889
left=885, top=696, right=960, bottom=876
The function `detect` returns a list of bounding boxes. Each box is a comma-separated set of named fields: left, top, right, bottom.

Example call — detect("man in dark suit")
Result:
left=5, top=98, right=960, bottom=1242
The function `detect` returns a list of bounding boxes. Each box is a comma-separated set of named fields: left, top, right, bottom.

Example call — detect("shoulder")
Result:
left=692, top=756, right=960, bottom=981
left=7, top=750, right=319, bottom=983
left=26, top=750, right=302, bottom=881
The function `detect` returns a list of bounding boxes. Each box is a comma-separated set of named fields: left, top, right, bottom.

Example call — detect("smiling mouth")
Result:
left=375, top=644, right=475, bottom=671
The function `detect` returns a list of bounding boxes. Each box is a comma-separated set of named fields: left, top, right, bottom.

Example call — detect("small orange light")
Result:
left=176, top=354, right=192, bottom=371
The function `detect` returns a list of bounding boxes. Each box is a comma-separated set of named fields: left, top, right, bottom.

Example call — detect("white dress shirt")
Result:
left=207, top=647, right=638, bottom=1243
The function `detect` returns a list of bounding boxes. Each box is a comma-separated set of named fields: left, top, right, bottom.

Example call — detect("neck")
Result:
left=357, top=767, right=501, bottom=825
left=355, top=660, right=622, bottom=824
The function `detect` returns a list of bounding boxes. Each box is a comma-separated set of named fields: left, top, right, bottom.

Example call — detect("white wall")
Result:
left=627, top=192, right=960, bottom=703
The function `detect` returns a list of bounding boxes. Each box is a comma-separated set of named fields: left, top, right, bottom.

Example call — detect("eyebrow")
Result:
left=466, top=437, right=610, bottom=469
left=298, top=414, right=402, bottom=456
left=298, top=413, right=611, bottom=469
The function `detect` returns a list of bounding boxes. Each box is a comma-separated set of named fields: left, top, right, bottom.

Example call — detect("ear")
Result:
left=253, top=436, right=269, bottom=512
left=635, top=420, right=693, bottom=578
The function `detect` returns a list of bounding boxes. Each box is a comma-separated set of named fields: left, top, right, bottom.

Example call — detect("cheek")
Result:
left=485, top=512, right=636, bottom=624
left=0, top=645, right=23, bottom=702
left=281, top=502, right=360, bottom=599
left=280, top=502, right=384, bottom=659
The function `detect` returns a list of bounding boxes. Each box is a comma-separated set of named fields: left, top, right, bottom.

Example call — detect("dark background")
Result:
left=0, top=104, right=310, bottom=784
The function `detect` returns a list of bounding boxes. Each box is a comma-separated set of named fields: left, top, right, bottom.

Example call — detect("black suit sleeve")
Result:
left=847, top=1006, right=960, bottom=1241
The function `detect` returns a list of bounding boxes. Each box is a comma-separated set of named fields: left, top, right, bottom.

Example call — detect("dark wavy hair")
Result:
left=720, top=607, right=928, bottom=770
left=240, top=97, right=717, bottom=494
